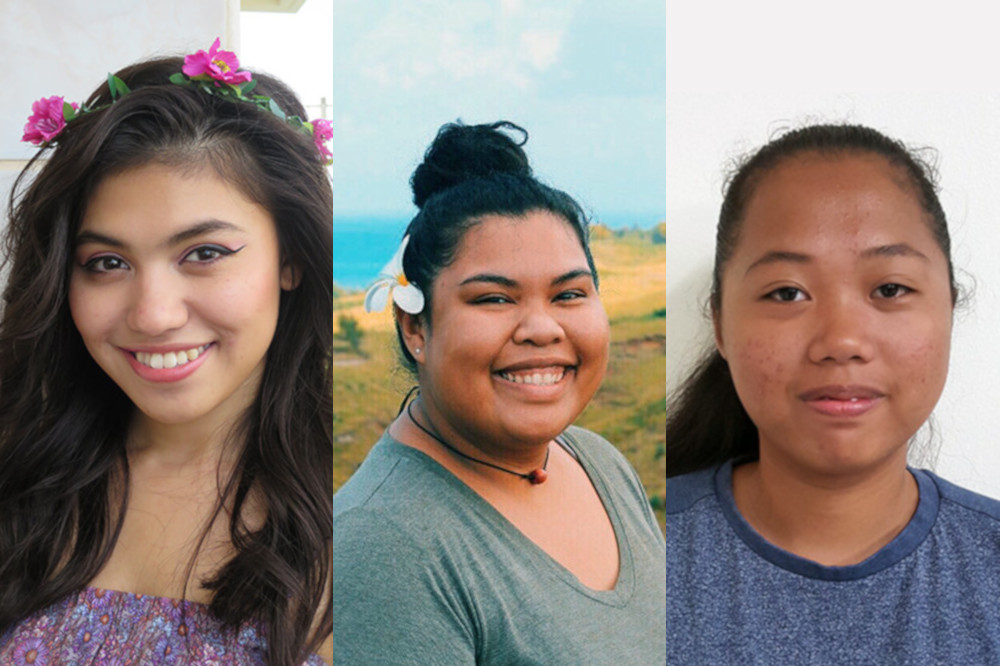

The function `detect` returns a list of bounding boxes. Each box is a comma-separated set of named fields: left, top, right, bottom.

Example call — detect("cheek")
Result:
left=888, top=320, right=952, bottom=392
left=726, top=335, right=791, bottom=409
left=68, top=279, right=117, bottom=344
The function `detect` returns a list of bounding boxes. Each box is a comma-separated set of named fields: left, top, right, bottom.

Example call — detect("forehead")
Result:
left=733, top=152, right=940, bottom=259
left=448, top=211, right=587, bottom=270
left=81, top=162, right=266, bottom=232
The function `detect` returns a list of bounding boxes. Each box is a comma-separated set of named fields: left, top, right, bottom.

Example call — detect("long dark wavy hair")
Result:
left=0, top=57, right=332, bottom=664
left=666, top=124, right=957, bottom=477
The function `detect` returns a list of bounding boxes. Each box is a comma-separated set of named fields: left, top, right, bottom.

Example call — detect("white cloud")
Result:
left=351, top=0, right=575, bottom=92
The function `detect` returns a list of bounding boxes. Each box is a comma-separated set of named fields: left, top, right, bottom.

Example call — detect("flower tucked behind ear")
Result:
left=365, top=235, right=425, bottom=314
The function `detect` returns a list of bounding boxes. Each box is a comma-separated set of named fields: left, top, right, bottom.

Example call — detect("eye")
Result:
left=765, top=286, right=807, bottom=303
left=81, top=255, right=129, bottom=273
left=182, top=244, right=241, bottom=264
left=472, top=294, right=514, bottom=305
left=873, top=283, right=911, bottom=299
left=554, top=290, right=586, bottom=302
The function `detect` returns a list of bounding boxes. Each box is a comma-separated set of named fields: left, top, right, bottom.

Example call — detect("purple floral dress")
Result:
left=0, top=587, right=327, bottom=665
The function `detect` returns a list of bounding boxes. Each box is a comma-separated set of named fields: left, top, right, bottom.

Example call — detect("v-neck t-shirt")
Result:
left=332, top=426, right=666, bottom=665
left=666, top=460, right=1000, bottom=664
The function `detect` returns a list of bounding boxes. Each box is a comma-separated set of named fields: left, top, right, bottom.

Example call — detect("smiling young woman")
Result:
left=0, top=46, right=332, bottom=665
left=666, top=124, right=1000, bottom=662
left=333, top=121, right=667, bottom=664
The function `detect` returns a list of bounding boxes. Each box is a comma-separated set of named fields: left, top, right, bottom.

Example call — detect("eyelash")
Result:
left=80, top=244, right=242, bottom=273
left=472, top=290, right=587, bottom=305
left=763, top=283, right=913, bottom=303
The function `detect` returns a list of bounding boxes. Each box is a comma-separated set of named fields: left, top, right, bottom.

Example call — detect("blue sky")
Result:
left=330, top=0, right=665, bottom=223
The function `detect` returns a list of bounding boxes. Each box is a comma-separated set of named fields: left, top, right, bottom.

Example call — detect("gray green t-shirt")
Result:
left=332, top=426, right=666, bottom=665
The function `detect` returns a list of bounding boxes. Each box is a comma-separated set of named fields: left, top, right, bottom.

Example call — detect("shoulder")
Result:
left=561, top=425, right=644, bottom=492
left=561, top=425, right=635, bottom=471
left=665, top=465, right=717, bottom=515
left=922, top=470, right=1000, bottom=523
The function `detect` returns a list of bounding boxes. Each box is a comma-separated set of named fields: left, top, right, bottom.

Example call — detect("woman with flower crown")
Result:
left=0, top=40, right=332, bottom=665
left=332, top=121, right=666, bottom=664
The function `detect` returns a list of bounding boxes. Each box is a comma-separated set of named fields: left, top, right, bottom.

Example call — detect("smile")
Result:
left=133, top=345, right=209, bottom=369
left=496, top=366, right=569, bottom=386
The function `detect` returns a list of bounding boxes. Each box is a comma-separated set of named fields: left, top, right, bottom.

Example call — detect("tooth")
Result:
left=176, top=351, right=189, bottom=365
left=150, top=353, right=164, bottom=369
left=189, top=346, right=201, bottom=360
left=163, top=352, right=178, bottom=369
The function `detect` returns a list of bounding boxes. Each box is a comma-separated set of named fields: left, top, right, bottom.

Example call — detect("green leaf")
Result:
left=112, top=75, right=131, bottom=98
left=267, top=98, right=286, bottom=120
left=241, top=78, right=258, bottom=95
left=168, top=73, right=189, bottom=86
left=62, top=101, right=77, bottom=122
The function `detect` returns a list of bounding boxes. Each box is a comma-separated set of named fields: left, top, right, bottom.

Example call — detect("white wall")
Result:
left=666, top=92, right=1000, bottom=499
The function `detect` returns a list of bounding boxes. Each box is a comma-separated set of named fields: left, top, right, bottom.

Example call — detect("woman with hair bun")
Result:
left=333, top=121, right=666, bottom=664
left=666, top=124, right=1000, bottom=663
left=0, top=41, right=332, bottom=665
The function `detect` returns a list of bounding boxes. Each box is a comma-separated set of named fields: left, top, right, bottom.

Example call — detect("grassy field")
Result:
left=333, top=224, right=666, bottom=528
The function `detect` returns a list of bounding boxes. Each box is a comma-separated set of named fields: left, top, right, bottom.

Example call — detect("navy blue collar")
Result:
left=714, top=460, right=939, bottom=581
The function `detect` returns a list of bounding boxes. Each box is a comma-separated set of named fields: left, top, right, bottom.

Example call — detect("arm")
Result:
left=332, top=508, right=477, bottom=666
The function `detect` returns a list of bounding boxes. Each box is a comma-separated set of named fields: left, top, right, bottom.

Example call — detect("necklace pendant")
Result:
left=528, top=468, right=548, bottom=484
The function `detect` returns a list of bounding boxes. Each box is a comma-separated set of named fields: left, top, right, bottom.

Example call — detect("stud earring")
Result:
left=414, top=347, right=421, bottom=355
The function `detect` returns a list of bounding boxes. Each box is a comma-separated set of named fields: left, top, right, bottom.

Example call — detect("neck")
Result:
left=391, top=395, right=551, bottom=479
left=127, top=410, right=240, bottom=474
left=732, top=449, right=919, bottom=566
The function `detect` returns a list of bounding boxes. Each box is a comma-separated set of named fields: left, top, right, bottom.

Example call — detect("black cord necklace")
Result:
left=405, top=398, right=550, bottom=484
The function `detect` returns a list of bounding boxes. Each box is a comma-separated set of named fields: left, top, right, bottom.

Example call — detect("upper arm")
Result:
left=332, top=509, right=476, bottom=665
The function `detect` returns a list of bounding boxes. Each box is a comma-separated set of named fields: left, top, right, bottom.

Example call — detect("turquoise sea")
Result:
left=332, top=211, right=662, bottom=291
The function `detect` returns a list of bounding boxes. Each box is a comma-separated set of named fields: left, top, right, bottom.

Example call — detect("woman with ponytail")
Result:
left=333, top=121, right=666, bottom=664
left=666, top=124, right=1000, bottom=663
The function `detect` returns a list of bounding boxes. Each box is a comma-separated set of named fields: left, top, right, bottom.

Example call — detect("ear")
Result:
left=280, top=261, right=301, bottom=291
left=713, top=311, right=727, bottom=360
left=395, top=305, right=426, bottom=363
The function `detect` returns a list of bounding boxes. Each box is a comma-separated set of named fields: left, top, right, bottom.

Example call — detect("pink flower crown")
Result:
left=22, top=38, right=332, bottom=166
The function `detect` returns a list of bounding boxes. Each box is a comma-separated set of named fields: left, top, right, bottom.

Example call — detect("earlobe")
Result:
left=713, top=316, right=727, bottom=360
left=396, top=306, right=426, bottom=362
left=280, top=262, right=300, bottom=291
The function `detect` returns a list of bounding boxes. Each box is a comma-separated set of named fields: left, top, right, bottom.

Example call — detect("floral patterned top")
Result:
left=0, top=586, right=327, bottom=665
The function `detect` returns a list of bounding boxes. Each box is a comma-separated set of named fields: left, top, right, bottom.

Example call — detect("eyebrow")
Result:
left=75, top=219, right=243, bottom=249
left=744, top=243, right=931, bottom=276
left=458, top=268, right=594, bottom=288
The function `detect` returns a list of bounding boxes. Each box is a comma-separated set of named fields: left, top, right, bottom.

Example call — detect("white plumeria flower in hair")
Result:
left=364, top=235, right=425, bottom=314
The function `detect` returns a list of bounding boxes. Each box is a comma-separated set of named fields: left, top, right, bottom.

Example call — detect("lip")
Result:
left=799, top=384, right=885, bottom=417
left=493, top=363, right=576, bottom=399
left=495, top=357, right=577, bottom=373
left=120, top=342, right=213, bottom=383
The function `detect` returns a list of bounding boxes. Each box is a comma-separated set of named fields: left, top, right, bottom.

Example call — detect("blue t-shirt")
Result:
left=666, top=461, right=1000, bottom=665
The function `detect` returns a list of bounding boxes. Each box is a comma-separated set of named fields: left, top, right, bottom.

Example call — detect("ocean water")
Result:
left=332, top=211, right=662, bottom=292
left=333, top=216, right=410, bottom=290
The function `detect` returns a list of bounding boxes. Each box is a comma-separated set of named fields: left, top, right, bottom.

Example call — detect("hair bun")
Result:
left=410, top=121, right=531, bottom=208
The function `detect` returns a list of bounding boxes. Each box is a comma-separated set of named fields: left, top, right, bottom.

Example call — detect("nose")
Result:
left=512, top=302, right=566, bottom=346
left=806, top=296, right=875, bottom=364
left=125, top=270, right=188, bottom=336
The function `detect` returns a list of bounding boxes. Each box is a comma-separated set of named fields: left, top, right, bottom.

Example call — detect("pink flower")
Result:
left=312, top=119, right=333, bottom=165
left=182, top=38, right=252, bottom=86
left=22, top=95, right=78, bottom=145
